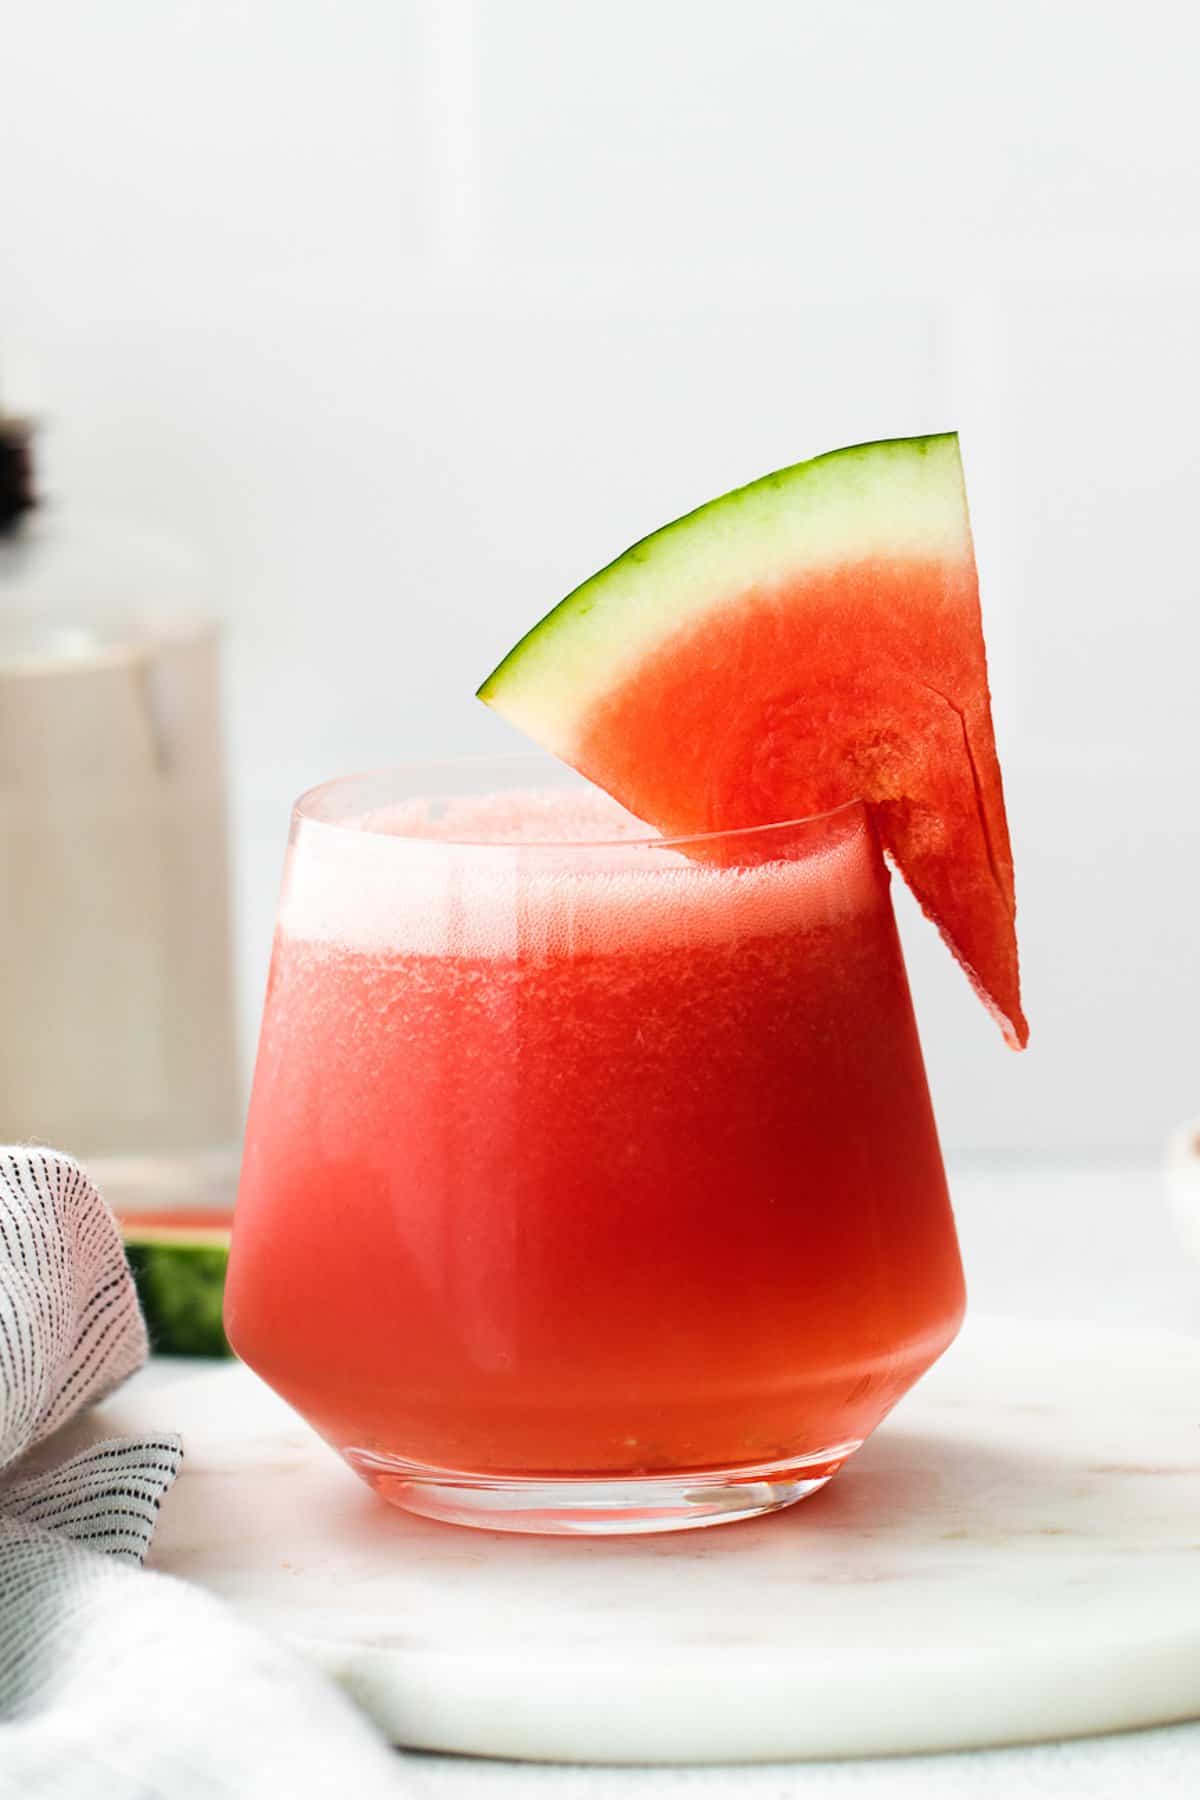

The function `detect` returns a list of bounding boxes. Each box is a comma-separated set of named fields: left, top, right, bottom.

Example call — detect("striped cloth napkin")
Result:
left=0, top=1148, right=405, bottom=1798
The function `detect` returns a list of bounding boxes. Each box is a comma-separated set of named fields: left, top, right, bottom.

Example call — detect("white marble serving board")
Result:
left=85, top=1318, right=1200, bottom=1765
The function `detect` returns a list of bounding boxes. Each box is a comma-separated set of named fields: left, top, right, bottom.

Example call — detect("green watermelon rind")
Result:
left=124, top=1234, right=232, bottom=1359
left=478, top=433, right=972, bottom=755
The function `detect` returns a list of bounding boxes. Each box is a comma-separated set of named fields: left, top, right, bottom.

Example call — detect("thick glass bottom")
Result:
left=341, top=1442, right=863, bottom=1535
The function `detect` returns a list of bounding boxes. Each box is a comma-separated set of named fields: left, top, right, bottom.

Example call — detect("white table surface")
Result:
left=134, top=1156, right=1200, bottom=1798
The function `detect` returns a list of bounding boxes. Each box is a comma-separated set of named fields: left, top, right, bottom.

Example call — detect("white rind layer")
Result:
left=479, top=434, right=973, bottom=756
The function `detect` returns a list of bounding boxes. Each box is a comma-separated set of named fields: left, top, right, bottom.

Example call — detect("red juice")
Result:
left=226, top=778, right=964, bottom=1525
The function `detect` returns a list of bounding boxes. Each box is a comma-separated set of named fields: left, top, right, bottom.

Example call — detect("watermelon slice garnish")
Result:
left=478, top=432, right=1026, bottom=1049
left=120, top=1209, right=233, bottom=1357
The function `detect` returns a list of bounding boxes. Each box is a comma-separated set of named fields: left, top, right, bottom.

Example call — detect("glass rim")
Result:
left=293, top=753, right=867, bottom=854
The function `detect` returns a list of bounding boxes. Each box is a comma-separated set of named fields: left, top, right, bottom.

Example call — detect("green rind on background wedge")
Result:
left=124, top=1235, right=232, bottom=1358
left=477, top=433, right=971, bottom=753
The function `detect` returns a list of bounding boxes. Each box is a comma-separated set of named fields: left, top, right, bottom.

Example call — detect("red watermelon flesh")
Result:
left=479, top=434, right=1026, bottom=1048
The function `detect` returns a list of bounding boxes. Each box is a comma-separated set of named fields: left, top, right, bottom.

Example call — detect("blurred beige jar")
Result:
left=0, top=442, right=239, bottom=1168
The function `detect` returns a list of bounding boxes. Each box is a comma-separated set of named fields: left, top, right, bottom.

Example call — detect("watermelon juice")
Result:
left=225, top=761, right=964, bottom=1533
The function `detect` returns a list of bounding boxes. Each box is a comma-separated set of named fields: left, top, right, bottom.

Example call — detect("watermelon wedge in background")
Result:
left=479, top=432, right=1026, bottom=1049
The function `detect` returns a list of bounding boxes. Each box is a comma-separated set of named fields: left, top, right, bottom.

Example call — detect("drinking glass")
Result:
left=225, top=754, right=964, bottom=1534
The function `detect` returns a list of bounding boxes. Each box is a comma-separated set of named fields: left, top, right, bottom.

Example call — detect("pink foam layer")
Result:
left=353, top=787, right=656, bottom=846
left=278, top=788, right=881, bottom=959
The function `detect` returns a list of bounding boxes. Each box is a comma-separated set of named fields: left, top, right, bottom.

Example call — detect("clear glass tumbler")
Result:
left=225, top=754, right=964, bottom=1534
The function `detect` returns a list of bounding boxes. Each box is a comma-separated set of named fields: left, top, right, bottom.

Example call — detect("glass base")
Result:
left=342, top=1443, right=862, bottom=1535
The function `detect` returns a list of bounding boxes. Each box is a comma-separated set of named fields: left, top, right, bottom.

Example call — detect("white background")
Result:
left=2, top=0, right=1198, bottom=1156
